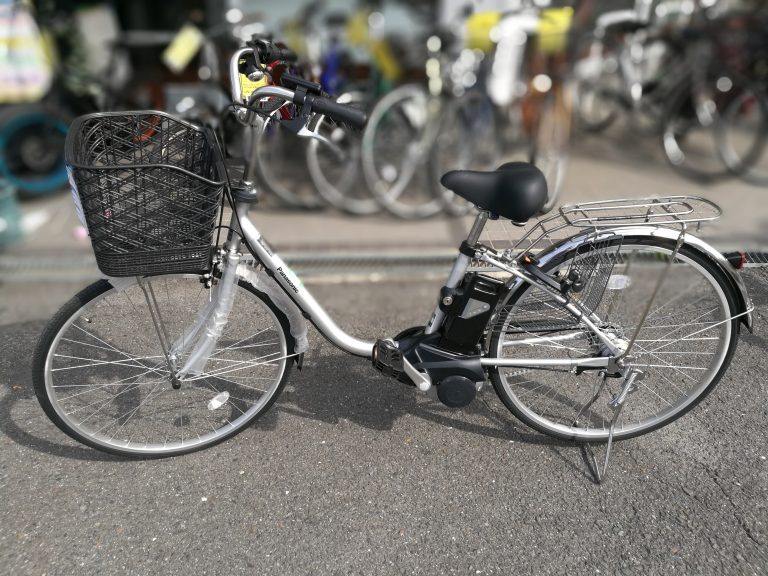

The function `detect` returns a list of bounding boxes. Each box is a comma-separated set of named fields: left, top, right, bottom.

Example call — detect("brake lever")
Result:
left=278, top=87, right=346, bottom=160
left=296, top=125, right=346, bottom=160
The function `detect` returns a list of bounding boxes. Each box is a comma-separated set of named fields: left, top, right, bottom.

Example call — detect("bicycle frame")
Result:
left=226, top=202, right=752, bottom=383
left=224, top=46, right=753, bottom=387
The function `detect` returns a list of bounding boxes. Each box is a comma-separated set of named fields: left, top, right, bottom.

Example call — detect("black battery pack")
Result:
left=439, top=273, right=505, bottom=354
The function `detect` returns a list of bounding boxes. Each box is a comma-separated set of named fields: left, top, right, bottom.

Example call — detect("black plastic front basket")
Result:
left=65, top=111, right=226, bottom=277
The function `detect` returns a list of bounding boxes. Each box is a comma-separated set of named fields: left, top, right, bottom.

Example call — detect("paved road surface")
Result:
left=1, top=270, right=766, bottom=575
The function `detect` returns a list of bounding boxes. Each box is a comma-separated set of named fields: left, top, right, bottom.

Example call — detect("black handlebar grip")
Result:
left=306, top=96, right=367, bottom=129
left=259, top=44, right=298, bottom=64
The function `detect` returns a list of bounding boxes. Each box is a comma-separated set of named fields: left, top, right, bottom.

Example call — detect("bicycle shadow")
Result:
left=264, top=340, right=597, bottom=482
left=0, top=320, right=127, bottom=462
left=0, top=321, right=596, bottom=480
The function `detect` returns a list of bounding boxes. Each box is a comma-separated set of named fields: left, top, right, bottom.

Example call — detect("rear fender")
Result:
left=497, top=226, right=754, bottom=332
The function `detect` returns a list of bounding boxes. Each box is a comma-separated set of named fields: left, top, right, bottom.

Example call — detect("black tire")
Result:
left=0, top=104, right=70, bottom=197
left=488, top=236, right=740, bottom=443
left=33, top=276, right=294, bottom=458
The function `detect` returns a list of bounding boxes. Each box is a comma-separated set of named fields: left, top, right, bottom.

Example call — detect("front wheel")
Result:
left=487, top=237, right=740, bottom=442
left=33, top=275, right=293, bottom=457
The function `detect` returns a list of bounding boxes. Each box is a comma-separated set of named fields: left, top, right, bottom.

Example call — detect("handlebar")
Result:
left=302, top=94, right=367, bottom=129
left=255, top=42, right=298, bottom=64
left=229, top=43, right=368, bottom=129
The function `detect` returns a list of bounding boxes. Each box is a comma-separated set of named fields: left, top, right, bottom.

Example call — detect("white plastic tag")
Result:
left=607, top=275, right=631, bottom=290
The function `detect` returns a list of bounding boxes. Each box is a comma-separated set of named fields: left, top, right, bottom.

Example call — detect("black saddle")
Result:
left=440, top=162, right=548, bottom=222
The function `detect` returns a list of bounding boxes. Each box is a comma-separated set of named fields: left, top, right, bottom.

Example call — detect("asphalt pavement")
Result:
left=1, top=269, right=766, bottom=576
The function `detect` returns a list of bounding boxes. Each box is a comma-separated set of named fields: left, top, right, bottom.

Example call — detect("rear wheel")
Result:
left=488, top=237, right=740, bottom=442
left=33, top=275, right=293, bottom=457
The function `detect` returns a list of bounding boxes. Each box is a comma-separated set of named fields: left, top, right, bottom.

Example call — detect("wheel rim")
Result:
left=362, top=85, right=444, bottom=218
left=255, top=114, right=324, bottom=209
left=493, top=244, right=732, bottom=441
left=44, top=276, right=288, bottom=455
left=306, top=115, right=381, bottom=215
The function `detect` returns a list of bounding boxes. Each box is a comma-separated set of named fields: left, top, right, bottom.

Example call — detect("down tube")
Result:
left=237, top=212, right=375, bottom=358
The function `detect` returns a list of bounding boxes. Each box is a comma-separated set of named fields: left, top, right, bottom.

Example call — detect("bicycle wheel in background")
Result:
left=361, top=84, right=445, bottom=219
left=305, top=91, right=381, bottom=215
left=488, top=237, right=740, bottom=443
left=0, top=104, right=69, bottom=197
left=252, top=112, right=325, bottom=210
left=33, top=275, right=293, bottom=457
left=662, top=73, right=766, bottom=183
left=717, top=82, right=768, bottom=186
left=573, top=35, right=622, bottom=134
left=428, top=90, right=501, bottom=217
left=528, top=81, right=573, bottom=213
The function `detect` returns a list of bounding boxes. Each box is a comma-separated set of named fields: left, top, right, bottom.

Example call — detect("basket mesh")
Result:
left=66, top=111, right=225, bottom=277
left=494, top=235, right=623, bottom=335
left=566, top=234, right=623, bottom=315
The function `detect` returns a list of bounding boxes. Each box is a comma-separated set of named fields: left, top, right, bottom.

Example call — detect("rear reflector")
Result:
left=723, top=251, right=746, bottom=271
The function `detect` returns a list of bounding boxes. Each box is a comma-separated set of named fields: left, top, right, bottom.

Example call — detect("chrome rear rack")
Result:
left=561, top=196, right=721, bottom=228
left=479, top=195, right=722, bottom=258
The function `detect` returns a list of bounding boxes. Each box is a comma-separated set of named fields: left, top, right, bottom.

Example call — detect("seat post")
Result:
left=422, top=210, right=491, bottom=336
left=466, top=210, right=490, bottom=248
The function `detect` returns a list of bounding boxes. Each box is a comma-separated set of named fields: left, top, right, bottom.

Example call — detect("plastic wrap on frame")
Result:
left=236, top=262, right=309, bottom=354
left=172, top=252, right=242, bottom=377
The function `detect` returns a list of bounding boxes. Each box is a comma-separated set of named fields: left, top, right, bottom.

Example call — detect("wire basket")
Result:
left=565, top=234, right=623, bottom=315
left=494, top=235, right=623, bottom=335
left=65, top=111, right=226, bottom=277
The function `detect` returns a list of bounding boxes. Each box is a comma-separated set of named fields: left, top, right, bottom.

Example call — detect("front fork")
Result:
left=136, top=276, right=182, bottom=389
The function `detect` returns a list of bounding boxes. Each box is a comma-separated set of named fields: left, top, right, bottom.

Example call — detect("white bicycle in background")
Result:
left=34, top=40, right=753, bottom=483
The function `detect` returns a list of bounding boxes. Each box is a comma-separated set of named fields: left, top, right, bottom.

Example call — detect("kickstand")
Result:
left=579, top=370, right=642, bottom=484
left=582, top=407, right=621, bottom=484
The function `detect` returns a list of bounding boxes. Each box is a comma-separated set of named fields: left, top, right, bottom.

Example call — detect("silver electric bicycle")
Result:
left=33, top=40, right=753, bottom=481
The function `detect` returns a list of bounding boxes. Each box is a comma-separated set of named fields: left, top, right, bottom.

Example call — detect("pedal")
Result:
left=372, top=339, right=407, bottom=382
